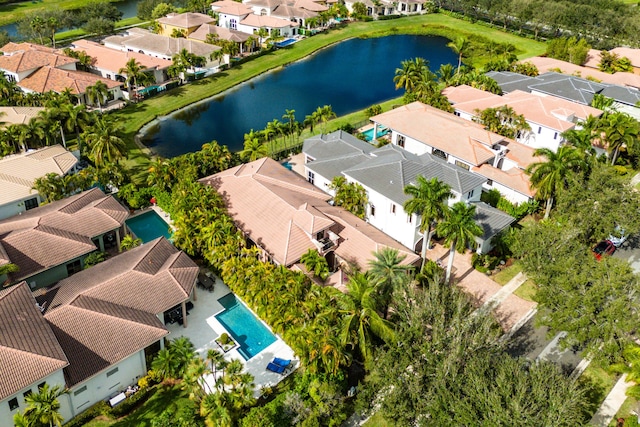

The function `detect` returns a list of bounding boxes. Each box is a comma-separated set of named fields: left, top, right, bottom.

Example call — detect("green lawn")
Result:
left=0, top=0, right=132, bottom=26
left=610, top=396, right=640, bottom=426
left=362, top=411, right=396, bottom=427
left=513, top=279, right=537, bottom=302
left=492, top=263, right=523, bottom=285
left=579, top=364, right=619, bottom=420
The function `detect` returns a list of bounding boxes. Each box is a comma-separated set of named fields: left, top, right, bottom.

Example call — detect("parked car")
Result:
left=593, top=240, right=616, bottom=260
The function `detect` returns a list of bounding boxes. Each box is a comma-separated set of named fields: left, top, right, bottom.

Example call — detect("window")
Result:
left=537, top=126, right=542, bottom=134
left=467, top=189, right=475, bottom=199
left=487, top=179, right=493, bottom=186
left=316, top=231, right=324, bottom=241
left=73, top=386, right=87, bottom=396
left=230, top=18, right=237, bottom=30
left=24, top=197, right=38, bottom=211
left=432, top=148, right=448, bottom=160
left=407, top=214, right=412, bottom=224
left=370, top=204, right=375, bottom=217
left=454, top=160, right=470, bottom=170
left=397, top=135, right=405, bottom=148
left=454, top=111, right=461, bottom=116
left=307, top=171, right=315, bottom=185
left=106, top=367, right=119, bottom=377
left=8, top=398, right=19, bottom=411
left=23, top=390, right=32, bottom=399
left=553, top=132, right=558, bottom=140
left=38, top=382, right=46, bottom=390
left=390, top=204, right=396, bottom=214
left=66, top=260, right=82, bottom=276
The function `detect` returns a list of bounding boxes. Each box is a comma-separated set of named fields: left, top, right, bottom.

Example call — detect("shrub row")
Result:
left=63, top=385, right=157, bottom=425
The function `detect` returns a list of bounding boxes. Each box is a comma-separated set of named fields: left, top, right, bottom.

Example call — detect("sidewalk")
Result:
left=591, top=374, right=631, bottom=426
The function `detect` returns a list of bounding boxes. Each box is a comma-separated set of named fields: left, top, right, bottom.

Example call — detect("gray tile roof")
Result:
left=600, top=85, right=640, bottom=106
left=471, top=201, right=515, bottom=240
left=305, top=153, right=371, bottom=181
left=0, top=282, right=68, bottom=400
left=303, top=130, right=376, bottom=160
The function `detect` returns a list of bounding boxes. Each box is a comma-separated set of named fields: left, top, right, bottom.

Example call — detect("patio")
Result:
left=165, top=272, right=296, bottom=396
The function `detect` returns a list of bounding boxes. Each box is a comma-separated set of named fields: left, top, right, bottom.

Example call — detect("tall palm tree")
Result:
left=596, top=111, right=640, bottom=165
left=526, top=146, right=586, bottom=219
left=318, top=105, right=336, bottom=134
left=393, top=57, right=428, bottom=92
left=240, top=129, right=267, bottom=161
left=22, top=383, right=67, bottom=427
left=368, top=247, right=412, bottom=319
left=436, top=202, right=483, bottom=283
left=340, top=272, right=395, bottom=363
left=82, top=116, right=127, bottom=167
left=85, top=81, right=109, bottom=112
left=119, top=58, right=150, bottom=98
left=403, top=176, right=453, bottom=267
left=447, top=36, right=469, bottom=74
left=282, top=109, right=297, bottom=149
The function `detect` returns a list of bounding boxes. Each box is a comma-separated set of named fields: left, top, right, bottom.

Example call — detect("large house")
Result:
left=157, top=12, right=215, bottom=37
left=212, top=0, right=301, bottom=38
left=442, top=84, right=603, bottom=152
left=0, top=145, right=79, bottom=220
left=70, top=39, right=172, bottom=88
left=199, top=157, right=420, bottom=287
left=343, top=0, right=428, bottom=17
left=0, top=188, right=129, bottom=289
left=0, top=238, right=199, bottom=423
left=0, top=42, right=123, bottom=105
left=368, top=102, right=540, bottom=204
left=0, top=106, right=45, bottom=127
left=303, top=131, right=515, bottom=254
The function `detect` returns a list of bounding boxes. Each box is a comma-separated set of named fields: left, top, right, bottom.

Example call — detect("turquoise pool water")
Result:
left=362, top=127, right=389, bottom=141
left=282, top=161, right=293, bottom=170
left=215, top=293, right=277, bottom=360
left=125, top=210, right=172, bottom=243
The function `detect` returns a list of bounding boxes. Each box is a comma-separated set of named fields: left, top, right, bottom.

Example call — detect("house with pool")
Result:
left=343, top=0, right=429, bottom=17
left=0, top=145, right=78, bottom=221
left=212, top=0, right=301, bottom=39
left=369, top=101, right=540, bottom=205
left=303, top=131, right=515, bottom=255
left=199, top=157, right=420, bottom=288
left=0, top=237, right=199, bottom=423
left=0, top=188, right=128, bottom=290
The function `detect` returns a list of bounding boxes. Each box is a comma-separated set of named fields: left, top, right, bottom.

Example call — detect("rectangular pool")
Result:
left=215, top=293, right=277, bottom=360
left=362, top=127, right=389, bottom=141
left=125, top=210, right=172, bottom=243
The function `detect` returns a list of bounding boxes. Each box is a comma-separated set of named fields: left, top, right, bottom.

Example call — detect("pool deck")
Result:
left=165, top=273, right=296, bottom=396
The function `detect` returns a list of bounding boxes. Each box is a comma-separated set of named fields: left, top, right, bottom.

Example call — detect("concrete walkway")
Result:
left=482, top=272, right=527, bottom=307
left=591, top=374, right=631, bottom=426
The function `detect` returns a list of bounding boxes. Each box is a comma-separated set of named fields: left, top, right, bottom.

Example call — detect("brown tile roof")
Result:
left=200, top=158, right=419, bottom=268
left=371, top=102, right=503, bottom=166
left=474, top=164, right=535, bottom=198
left=104, top=29, right=221, bottom=58
left=443, top=85, right=603, bottom=132
left=189, top=24, right=251, bottom=43
left=157, top=12, right=215, bottom=29
left=500, top=139, right=543, bottom=169
left=0, top=188, right=128, bottom=282
left=45, top=299, right=167, bottom=386
left=18, top=66, right=121, bottom=95
left=527, top=56, right=640, bottom=89
left=0, top=42, right=77, bottom=74
left=211, top=0, right=254, bottom=15
left=240, top=14, right=300, bottom=28
left=71, top=39, right=172, bottom=73
left=0, top=145, right=78, bottom=206
left=41, top=237, right=197, bottom=315
left=0, top=282, right=68, bottom=400
left=0, top=106, right=45, bottom=126
left=583, top=49, right=603, bottom=69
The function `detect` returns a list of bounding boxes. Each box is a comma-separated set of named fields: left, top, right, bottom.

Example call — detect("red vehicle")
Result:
left=593, top=240, right=616, bottom=260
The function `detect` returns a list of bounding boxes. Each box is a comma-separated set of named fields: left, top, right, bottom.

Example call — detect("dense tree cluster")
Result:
left=545, top=36, right=591, bottom=65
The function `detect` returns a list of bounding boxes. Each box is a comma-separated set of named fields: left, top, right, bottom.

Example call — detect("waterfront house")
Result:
left=303, top=131, right=514, bottom=254
left=0, top=145, right=78, bottom=221
left=0, top=188, right=129, bottom=289
left=212, top=0, right=301, bottom=39
left=157, top=12, right=215, bottom=37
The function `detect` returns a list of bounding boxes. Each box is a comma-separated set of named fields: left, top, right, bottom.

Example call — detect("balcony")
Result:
left=312, top=237, right=335, bottom=254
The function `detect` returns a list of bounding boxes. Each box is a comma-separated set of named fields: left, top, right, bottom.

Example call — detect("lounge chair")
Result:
left=273, top=358, right=291, bottom=368
left=266, top=362, right=286, bottom=375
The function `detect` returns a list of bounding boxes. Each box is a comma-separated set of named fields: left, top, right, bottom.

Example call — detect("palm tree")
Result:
left=403, top=176, right=453, bottom=267
left=22, top=383, right=67, bottom=427
left=340, top=272, right=395, bottom=363
left=206, top=348, right=226, bottom=379
left=119, top=58, right=151, bottom=99
left=240, top=130, right=268, bottom=161
left=596, top=111, right=640, bottom=165
left=0, top=262, right=19, bottom=276
left=436, top=202, right=483, bottom=283
left=610, top=345, right=640, bottom=399
left=368, top=247, right=412, bottom=319
left=526, top=146, right=586, bottom=219
left=85, top=81, right=109, bottom=112
left=18, top=118, right=45, bottom=151
left=447, top=36, right=469, bottom=74
left=82, top=116, right=127, bottom=166
left=318, top=105, right=336, bottom=134
left=300, top=249, right=330, bottom=281
left=120, top=234, right=142, bottom=251
left=282, top=109, right=297, bottom=149
left=393, top=57, right=428, bottom=92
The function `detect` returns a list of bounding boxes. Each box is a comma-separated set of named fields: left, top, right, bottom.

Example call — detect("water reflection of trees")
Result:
left=173, top=102, right=210, bottom=126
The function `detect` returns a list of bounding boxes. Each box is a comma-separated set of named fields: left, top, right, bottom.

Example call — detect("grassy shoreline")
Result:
left=114, top=14, right=544, bottom=163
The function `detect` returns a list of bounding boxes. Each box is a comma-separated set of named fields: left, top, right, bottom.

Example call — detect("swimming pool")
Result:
left=125, top=210, right=172, bottom=243
left=362, top=127, right=389, bottom=141
left=276, top=38, right=296, bottom=48
left=282, top=161, right=293, bottom=170
left=215, top=293, right=277, bottom=360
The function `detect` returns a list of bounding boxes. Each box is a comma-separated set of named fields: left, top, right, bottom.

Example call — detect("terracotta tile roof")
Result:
left=189, top=24, right=251, bottom=43
left=0, top=145, right=78, bottom=207
left=70, top=39, right=171, bottom=73
left=443, top=85, right=603, bottom=132
left=41, top=237, right=197, bottom=315
left=240, top=13, right=300, bottom=28
left=157, top=12, right=214, bottom=29
left=0, top=282, right=68, bottom=400
left=583, top=49, right=603, bottom=69
left=0, top=188, right=128, bottom=282
left=0, top=106, right=45, bottom=126
left=526, top=56, right=640, bottom=89
left=18, top=66, right=121, bottom=95
left=0, top=42, right=76, bottom=74
left=104, top=29, right=221, bottom=59
left=211, top=0, right=254, bottom=15
left=370, top=102, right=503, bottom=166
left=45, top=299, right=167, bottom=386
left=500, top=139, right=543, bottom=169
left=474, top=164, right=535, bottom=198
left=201, top=158, right=418, bottom=268
left=272, top=4, right=319, bottom=19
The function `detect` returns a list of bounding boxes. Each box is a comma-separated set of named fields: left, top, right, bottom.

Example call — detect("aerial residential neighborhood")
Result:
left=3, top=1, right=640, bottom=426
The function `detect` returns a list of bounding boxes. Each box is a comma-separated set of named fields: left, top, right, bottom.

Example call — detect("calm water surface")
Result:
left=141, top=35, right=457, bottom=157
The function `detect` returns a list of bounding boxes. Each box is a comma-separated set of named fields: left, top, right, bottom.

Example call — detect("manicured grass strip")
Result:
left=513, top=279, right=537, bottom=302
left=493, top=263, right=523, bottom=286
left=609, top=396, right=639, bottom=426
left=0, top=0, right=131, bottom=26
left=579, top=364, right=619, bottom=420
left=362, top=411, right=396, bottom=427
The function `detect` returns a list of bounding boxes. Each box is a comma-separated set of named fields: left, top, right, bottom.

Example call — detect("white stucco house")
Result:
left=212, top=0, right=301, bottom=38
left=303, top=131, right=515, bottom=254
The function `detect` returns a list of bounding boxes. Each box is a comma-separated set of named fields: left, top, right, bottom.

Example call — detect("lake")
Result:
left=140, top=35, right=457, bottom=158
